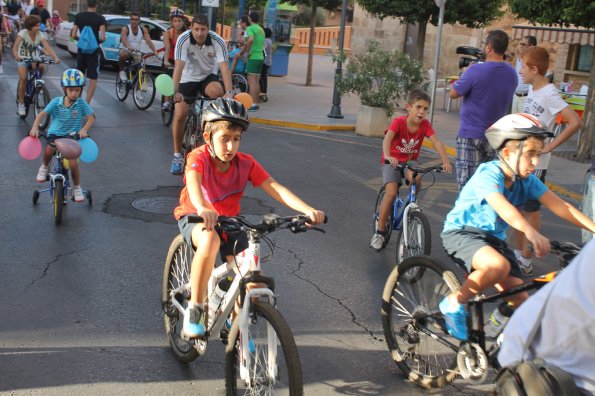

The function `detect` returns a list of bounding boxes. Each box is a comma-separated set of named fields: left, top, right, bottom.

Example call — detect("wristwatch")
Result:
left=226, top=90, right=234, bottom=95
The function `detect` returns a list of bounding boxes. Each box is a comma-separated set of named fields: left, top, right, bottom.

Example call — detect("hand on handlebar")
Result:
left=442, top=161, right=453, bottom=173
left=29, top=128, right=40, bottom=138
left=526, top=229, right=550, bottom=258
left=385, top=157, right=401, bottom=168
left=304, top=209, right=326, bottom=225
left=173, top=92, right=183, bottom=103
left=197, top=205, right=218, bottom=231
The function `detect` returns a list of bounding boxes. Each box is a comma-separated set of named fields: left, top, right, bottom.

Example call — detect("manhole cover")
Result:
left=132, top=197, right=179, bottom=214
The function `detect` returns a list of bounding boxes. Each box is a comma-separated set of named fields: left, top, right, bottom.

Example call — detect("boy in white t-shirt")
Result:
left=515, top=46, right=582, bottom=274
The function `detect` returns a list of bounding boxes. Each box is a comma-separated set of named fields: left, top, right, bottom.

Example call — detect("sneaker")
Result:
left=73, top=186, right=85, bottom=202
left=36, top=165, right=49, bottom=182
left=514, top=249, right=533, bottom=275
left=370, top=233, right=385, bottom=251
left=17, top=103, right=26, bottom=116
left=0, top=64, right=3, bottom=74
left=248, top=105, right=259, bottom=112
left=170, top=155, right=184, bottom=175
left=183, top=304, right=206, bottom=338
left=439, top=296, right=468, bottom=341
left=161, top=101, right=171, bottom=111
left=119, top=71, right=127, bottom=81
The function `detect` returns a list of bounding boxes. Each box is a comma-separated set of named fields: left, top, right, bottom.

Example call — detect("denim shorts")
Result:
left=178, top=215, right=248, bottom=261
left=442, top=226, right=522, bottom=278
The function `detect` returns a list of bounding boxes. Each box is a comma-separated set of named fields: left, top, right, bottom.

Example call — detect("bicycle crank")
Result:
left=456, top=342, right=488, bottom=384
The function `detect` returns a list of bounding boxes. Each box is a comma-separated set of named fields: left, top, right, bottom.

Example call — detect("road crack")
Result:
left=284, top=247, right=383, bottom=343
left=25, top=247, right=90, bottom=291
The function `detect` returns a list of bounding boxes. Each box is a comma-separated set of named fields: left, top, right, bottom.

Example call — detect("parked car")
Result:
left=54, top=14, right=169, bottom=70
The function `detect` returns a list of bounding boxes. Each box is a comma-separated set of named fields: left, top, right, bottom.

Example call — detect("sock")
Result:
left=174, top=153, right=181, bottom=158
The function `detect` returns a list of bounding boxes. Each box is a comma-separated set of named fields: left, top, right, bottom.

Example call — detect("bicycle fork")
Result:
left=400, top=202, right=420, bottom=248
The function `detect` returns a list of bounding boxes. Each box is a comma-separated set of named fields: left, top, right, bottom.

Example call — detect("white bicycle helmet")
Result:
left=485, top=113, right=553, bottom=151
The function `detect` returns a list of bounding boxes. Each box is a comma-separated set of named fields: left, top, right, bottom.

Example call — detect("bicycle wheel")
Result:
left=35, top=85, right=51, bottom=130
left=232, top=73, right=248, bottom=93
left=115, top=71, right=129, bottom=101
left=53, top=179, right=64, bottom=225
left=132, top=70, right=156, bottom=110
left=373, top=185, right=393, bottom=247
left=381, top=256, right=461, bottom=389
left=225, top=301, right=303, bottom=395
left=396, top=210, right=431, bottom=280
left=160, top=96, right=174, bottom=126
left=162, top=234, right=199, bottom=363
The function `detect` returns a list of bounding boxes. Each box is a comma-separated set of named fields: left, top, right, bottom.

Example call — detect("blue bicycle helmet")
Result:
left=61, top=69, right=86, bottom=88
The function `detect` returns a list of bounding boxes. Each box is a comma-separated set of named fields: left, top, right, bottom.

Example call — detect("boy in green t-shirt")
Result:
left=239, top=12, right=264, bottom=112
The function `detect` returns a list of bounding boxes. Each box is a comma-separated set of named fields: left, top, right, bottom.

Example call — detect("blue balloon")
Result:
left=79, top=137, right=99, bottom=163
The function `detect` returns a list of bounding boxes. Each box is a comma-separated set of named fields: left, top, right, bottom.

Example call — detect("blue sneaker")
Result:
left=170, top=155, right=184, bottom=175
left=439, top=296, right=468, bottom=341
left=183, top=305, right=206, bottom=338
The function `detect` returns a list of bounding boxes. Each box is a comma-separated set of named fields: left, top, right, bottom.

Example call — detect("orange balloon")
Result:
left=234, top=92, right=253, bottom=110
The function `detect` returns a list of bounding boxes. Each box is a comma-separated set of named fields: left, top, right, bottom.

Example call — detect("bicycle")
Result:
left=115, top=51, right=156, bottom=110
left=380, top=240, right=581, bottom=389
left=180, top=94, right=213, bottom=157
left=162, top=213, right=327, bottom=394
left=32, top=134, right=93, bottom=225
left=16, top=56, right=54, bottom=130
left=372, top=162, right=444, bottom=263
left=159, top=66, right=175, bottom=126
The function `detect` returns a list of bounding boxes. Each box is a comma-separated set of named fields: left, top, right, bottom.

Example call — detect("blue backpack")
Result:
left=78, top=25, right=99, bottom=54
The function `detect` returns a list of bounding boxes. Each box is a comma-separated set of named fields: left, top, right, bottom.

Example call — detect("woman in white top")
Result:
left=117, top=11, right=157, bottom=81
left=13, top=14, right=59, bottom=116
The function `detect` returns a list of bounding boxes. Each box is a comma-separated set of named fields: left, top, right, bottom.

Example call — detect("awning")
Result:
left=513, top=25, right=594, bottom=46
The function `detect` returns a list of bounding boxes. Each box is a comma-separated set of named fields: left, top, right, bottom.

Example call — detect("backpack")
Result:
left=78, top=25, right=99, bottom=54
left=495, top=358, right=581, bottom=396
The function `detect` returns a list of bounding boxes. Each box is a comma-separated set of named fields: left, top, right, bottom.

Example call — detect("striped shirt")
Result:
left=175, top=30, right=227, bottom=83
left=45, top=96, right=94, bottom=137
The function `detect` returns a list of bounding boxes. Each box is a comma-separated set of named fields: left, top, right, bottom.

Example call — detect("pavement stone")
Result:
left=253, top=53, right=591, bottom=200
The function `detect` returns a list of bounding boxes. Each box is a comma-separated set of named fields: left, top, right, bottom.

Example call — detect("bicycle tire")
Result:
left=396, top=211, right=431, bottom=281
left=381, top=256, right=461, bottom=389
left=115, top=71, right=129, bottom=101
left=132, top=70, right=156, bottom=110
left=225, top=301, right=303, bottom=395
left=162, top=234, right=200, bottom=363
left=231, top=73, right=248, bottom=93
left=53, top=179, right=64, bottom=225
left=160, top=96, right=174, bottom=126
left=32, top=190, right=40, bottom=205
left=373, top=185, right=393, bottom=247
left=35, top=85, right=51, bottom=131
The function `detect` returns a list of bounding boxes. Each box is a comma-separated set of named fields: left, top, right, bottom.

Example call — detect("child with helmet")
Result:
left=161, top=8, right=186, bottom=110
left=438, top=113, right=595, bottom=342
left=29, top=69, right=95, bottom=202
left=173, top=97, right=326, bottom=338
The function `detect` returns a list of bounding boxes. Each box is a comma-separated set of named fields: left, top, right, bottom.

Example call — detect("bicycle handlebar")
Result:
left=20, top=56, right=57, bottom=64
left=383, top=160, right=443, bottom=174
left=534, top=240, right=581, bottom=268
left=186, top=213, right=328, bottom=234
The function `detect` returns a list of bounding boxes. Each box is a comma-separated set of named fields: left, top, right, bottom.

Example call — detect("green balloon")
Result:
left=155, top=74, right=174, bottom=96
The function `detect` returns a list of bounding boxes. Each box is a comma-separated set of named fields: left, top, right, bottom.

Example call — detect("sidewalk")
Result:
left=253, top=53, right=591, bottom=200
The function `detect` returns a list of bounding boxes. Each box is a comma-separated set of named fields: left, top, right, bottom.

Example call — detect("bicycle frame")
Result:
left=36, top=152, right=69, bottom=202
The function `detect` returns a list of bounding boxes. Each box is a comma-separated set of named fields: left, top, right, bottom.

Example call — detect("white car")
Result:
left=55, top=14, right=169, bottom=69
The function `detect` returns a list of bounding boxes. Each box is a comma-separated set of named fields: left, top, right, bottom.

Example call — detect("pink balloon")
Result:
left=54, top=138, right=82, bottom=160
left=18, top=136, right=42, bottom=160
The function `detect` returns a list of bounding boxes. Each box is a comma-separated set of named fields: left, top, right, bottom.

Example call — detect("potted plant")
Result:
left=335, top=41, right=426, bottom=137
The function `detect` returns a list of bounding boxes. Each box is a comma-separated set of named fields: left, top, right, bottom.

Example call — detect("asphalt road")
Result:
left=0, top=47, right=584, bottom=396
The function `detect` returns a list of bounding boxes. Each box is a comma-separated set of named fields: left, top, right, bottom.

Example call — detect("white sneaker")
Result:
left=514, top=249, right=533, bottom=275
left=73, top=186, right=85, bottom=202
left=119, top=71, right=127, bottom=81
left=17, top=103, right=26, bottom=116
left=370, top=233, right=385, bottom=251
left=36, top=165, right=49, bottom=182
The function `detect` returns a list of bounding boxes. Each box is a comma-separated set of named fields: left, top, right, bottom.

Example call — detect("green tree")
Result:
left=289, top=0, right=342, bottom=86
left=356, top=0, right=506, bottom=61
left=508, top=0, right=594, bottom=161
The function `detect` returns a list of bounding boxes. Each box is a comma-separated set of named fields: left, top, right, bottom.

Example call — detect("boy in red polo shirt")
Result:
left=370, top=90, right=452, bottom=251
left=174, top=98, right=325, bottom=338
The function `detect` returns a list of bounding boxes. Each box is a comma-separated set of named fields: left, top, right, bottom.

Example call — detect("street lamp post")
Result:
left=327, top=0, right=347, bottom=119
left=429, top=0, right=446, bottom=124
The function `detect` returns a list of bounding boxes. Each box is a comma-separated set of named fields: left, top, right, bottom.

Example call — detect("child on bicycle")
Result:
left=439, top=113, right=595, bottom=341
left=173, top=97, right=325, bottom=338
left=29, top=69, right=95, bottom=202
left=370, top=90, right=452, bottom=251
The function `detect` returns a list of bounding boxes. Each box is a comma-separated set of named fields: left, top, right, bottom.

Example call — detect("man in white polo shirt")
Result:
left=170, top=14, right=233, bottom=175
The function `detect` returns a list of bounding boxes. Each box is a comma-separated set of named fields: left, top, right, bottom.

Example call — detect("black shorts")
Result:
left=524, top=170, right=547, bottom=212
left=179, top=74, right=222, bottom=101
left=178, top=215, right=249, bottom=261
left=441, top=227, right=523, bottom=278
left=76, top=50, right=100, bottom=80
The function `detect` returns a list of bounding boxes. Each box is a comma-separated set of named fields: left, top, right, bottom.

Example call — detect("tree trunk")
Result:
left=306, top=4, right=317, bottom=86
left=576, top=48, right=594, bottom=163
left=415, top=21, right=427, bottom=62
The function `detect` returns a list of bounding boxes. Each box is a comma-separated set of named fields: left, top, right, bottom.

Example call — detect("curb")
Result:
left=250, top=117, right=356, bottom=132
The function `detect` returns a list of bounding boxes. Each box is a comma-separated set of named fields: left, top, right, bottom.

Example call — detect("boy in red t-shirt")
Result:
left=370, top=90, right=452, bottom=251
left=174, top=98, right=325, bottom=338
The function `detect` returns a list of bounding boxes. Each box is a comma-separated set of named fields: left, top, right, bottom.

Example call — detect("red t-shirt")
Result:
left=380, top=116, right=435, bottom=163
left=174, top=145, right=270, bottom=220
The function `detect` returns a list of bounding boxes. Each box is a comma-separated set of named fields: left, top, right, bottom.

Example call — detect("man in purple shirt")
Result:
left=450, top=29, right=517, bottom=190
